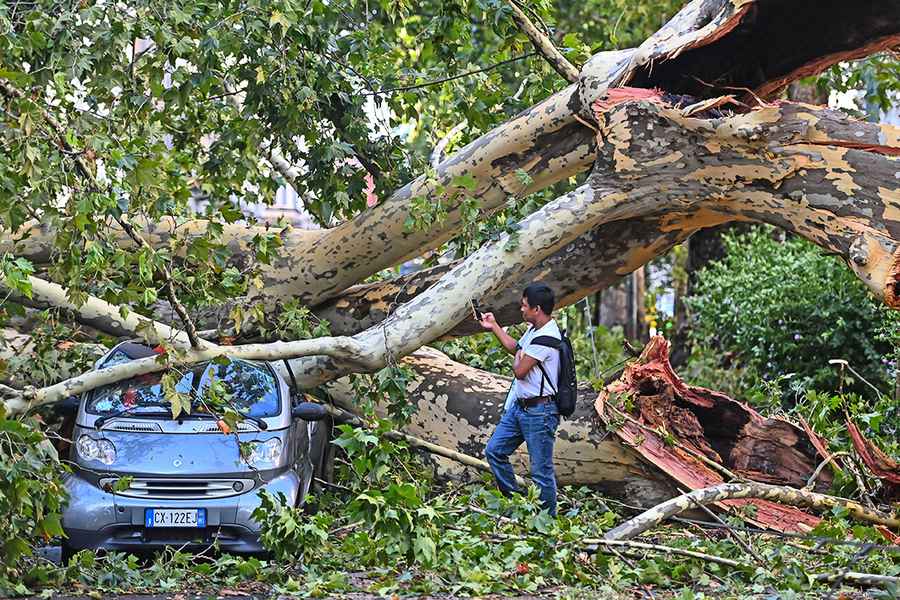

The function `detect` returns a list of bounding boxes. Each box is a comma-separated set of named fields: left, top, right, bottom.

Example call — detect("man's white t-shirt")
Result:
left=504, top=319, right=561, bottom=411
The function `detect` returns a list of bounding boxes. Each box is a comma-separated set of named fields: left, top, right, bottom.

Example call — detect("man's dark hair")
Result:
left=523, top=282, right=555, bottom=315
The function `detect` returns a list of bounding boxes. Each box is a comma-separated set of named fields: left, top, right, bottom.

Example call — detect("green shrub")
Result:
left=0, top=409, right=68, bottom=595
left=686, top=228, right=900, bottom=400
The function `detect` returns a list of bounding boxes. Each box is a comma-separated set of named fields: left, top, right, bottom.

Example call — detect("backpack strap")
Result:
left=530, top=335, right=560, bottom=349
left=535, top=362, right=557, bottom=396
left=529, top=335, right=560, bottom=396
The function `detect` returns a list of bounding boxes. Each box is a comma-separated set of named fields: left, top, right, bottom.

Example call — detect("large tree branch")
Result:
left=3, top=334, right=369, bottom=414
left=315, top=215, right=694, bottom=337
left=6, top=174, right=618, bottom=413
left=276, top=97, right=900, bottom=391
left=324, top=346, right=677, bottom=500
left=7, top=97, right=899, bottom=416
left=604, top=482, right=900, bottom=541
left=0, top=275, right=211, bottom=349
left=584, top=95, right=900, bottom=305
left=107, top=214, right=693, bottom=339
left=9, top=0, right=895, bottom=310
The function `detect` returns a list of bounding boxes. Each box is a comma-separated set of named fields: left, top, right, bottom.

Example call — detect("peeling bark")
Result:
left=585, top=95, right=900, bottom=306
left=596, top=336, right=842, bottom=531
left=846, top=419, right=900, bottom=501
left=315, top=216, right=693, bottom=337
left=599, top=337, right=834, bottom=491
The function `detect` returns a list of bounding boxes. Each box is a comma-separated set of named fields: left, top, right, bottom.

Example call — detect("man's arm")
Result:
left=513, top=352, right=539, bottom=379
left=478, top=312, right=518, bottom=355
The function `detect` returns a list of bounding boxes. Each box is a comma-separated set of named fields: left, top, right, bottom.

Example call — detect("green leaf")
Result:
left=112, top=476, right=134, bottom=492
left=451, top=173, right=478, bottom=191
left=38, top=513, right=64, bottom=537
left=269, top=10, right=292, bottom=30
left=2, top=256, right=35, bottom=299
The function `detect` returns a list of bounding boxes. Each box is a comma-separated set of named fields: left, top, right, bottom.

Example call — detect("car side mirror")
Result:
left=292, top=402, right=328, bottom=422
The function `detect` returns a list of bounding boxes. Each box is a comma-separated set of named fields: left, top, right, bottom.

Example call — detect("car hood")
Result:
left=76, top=427, right=288, bottom=477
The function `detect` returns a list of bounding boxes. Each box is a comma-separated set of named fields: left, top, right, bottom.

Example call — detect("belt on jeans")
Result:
left=517, top=395, right=554, bottom=408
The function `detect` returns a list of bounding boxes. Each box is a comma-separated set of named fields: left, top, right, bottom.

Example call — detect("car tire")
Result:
left=310, top=416, right=334, bottom=492
left=301, top=496, right=319, bottom=516
left=60, top=541, right=76, bottom=566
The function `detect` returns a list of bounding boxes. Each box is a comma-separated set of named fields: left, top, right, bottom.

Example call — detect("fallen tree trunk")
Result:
left=325, top=346, right=682, bottom=506
left=275, top=96, right=900, bottom=395
left=8, top=94, right=900, bottom=419
left=324, top=343, right=857, bottom=527
left=146, top=214, right=693, bottom=338
left=326, top=336, right=900, bottom=534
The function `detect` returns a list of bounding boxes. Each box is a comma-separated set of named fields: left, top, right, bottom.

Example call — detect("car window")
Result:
left=87, top=370, right=195, bottom=415
left=197, top=360, right=281, bottom=418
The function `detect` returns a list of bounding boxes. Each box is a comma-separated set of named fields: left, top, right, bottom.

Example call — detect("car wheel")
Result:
left=60, top=541, right=76, bottom=566
left=310, top=416, right=334, bottom=491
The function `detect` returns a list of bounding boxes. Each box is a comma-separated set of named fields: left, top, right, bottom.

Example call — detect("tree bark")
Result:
left=1, top=275, right=207, bottom=348
left=603, top=482, right=900, bottom=541
left=314, top=216, right=693, bottom=338
left=277, top=97, right=900, bottom=393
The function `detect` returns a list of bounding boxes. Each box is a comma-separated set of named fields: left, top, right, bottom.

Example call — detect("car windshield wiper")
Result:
left=94, top=402, right=172, bottom=429
left=184, top=410, right=269, bottom=431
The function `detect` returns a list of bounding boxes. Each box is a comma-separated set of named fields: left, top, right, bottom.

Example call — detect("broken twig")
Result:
left=604, top=482, right=900, bottom=541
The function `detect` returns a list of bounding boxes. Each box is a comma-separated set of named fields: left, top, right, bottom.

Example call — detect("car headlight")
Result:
left=76, top=435, right=116, bottom=465
left=247, top=438, right=282, bottom=466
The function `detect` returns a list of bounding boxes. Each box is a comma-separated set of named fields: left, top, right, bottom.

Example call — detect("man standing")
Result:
left=479, top=282, right=561, bottom=516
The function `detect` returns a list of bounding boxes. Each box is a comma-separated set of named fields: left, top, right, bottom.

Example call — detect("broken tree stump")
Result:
left=597, top=336, right=837, bottom=532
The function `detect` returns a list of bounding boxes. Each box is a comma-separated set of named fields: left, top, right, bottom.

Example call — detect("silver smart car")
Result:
left=61, top=341, right=330, bottom=556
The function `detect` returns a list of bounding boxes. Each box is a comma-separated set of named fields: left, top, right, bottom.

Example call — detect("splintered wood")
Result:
left=597, top=336, right=831, bottom=533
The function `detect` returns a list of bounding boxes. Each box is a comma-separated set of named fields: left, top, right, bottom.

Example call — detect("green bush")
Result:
left=0, top=409, right=68, bottom=595
left=686, top=228, right=900, bottom=400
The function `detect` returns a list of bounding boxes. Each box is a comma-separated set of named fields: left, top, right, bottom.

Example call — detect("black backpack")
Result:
left=531, top=330, right=578, bottom=418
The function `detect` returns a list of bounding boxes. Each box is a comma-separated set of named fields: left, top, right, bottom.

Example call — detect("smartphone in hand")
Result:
left=470, top=299, right=483, bottom=321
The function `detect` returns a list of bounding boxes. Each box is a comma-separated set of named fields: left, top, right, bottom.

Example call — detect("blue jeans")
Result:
left=484, top=401, right=559, bottom=516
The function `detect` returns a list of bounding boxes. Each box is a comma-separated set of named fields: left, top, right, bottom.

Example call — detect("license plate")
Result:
left=145, top=508, right=206, bottom=528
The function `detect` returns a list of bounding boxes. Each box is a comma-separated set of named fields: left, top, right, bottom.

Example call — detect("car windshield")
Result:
left=86, top=359, right=281, bottom=418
